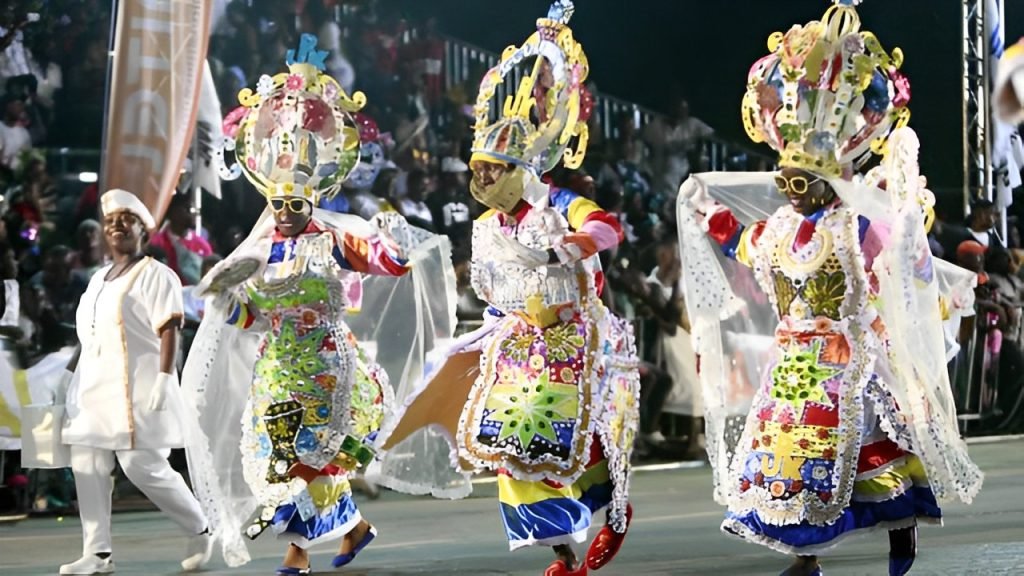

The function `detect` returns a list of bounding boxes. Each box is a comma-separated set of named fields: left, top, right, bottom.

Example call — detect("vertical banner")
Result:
left=101, top=0, right=211, bottom=225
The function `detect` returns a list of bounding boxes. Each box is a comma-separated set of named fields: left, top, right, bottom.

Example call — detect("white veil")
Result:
left=676, top=127, right=982, bottom=507
left=180, top=209, right=460, bottom=567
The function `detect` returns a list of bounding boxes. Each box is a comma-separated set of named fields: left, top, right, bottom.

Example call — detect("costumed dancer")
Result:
left=675, top=3, right=984, bottom=575
left=995, top=37, right=1024, bottom=124
left=180, top=35, right=456, bottom=575
left=376, top=3, right=640, bottom=575
left=57, top=189, right=212, bottom=574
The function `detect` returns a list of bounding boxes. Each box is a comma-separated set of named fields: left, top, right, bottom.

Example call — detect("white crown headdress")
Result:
left=215, top=34, right=366, bottom=204
left=741, top=0, right=910, bottom=178
left=470, top=0, right=590, bottom=175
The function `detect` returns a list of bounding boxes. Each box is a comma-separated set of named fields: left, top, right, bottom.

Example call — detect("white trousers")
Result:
left=70, top=445, right=207, bottom=555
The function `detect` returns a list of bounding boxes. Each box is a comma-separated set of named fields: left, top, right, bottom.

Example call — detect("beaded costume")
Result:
left=376, top=1, right=641, bottom=568
left=675, top=0, right=982, bottom=559
left=180, top=35, right=456, bottom=567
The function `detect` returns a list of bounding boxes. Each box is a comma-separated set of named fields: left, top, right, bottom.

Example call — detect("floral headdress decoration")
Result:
left=741, top=0, right=911, bottom=179
left=215, top=34, right=366, bottom=204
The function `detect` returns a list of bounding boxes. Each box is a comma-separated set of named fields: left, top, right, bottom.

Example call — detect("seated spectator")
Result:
left=0, top=242, right=18, bottom=337
left=68, top=219, right=104, bottom=281
left=30, top=244, right=83, bottom=326
left=395, top=168, right=434, bottom=231
left=347, top=168, right=397, bottom=220
left=946, top=199, right=1002, bottom=254
left=430, top=157, right=472, bottom=239
left=986, top=249, right=1024, bottom=416
left=6, top=75, right=47, bottom=144
left=148, top=193, right=213, bottom=285
left=0, top=94, right=31, bottom=173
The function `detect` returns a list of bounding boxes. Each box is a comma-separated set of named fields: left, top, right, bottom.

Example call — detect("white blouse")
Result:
left=63, top=258, right=185, bottom=450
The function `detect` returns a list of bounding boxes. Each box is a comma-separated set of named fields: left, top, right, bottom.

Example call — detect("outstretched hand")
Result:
left=490, top=230, right=549, bottom=267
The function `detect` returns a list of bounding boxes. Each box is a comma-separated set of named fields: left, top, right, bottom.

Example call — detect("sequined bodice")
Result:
left=753, top=206, right=866, bottom=324
left=470, top=208, right=597, bottom=313
left=247, top=231, right=351, bottom=326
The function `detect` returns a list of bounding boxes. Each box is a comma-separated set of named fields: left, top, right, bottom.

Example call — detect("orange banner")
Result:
left=101, top=0, right=211, bottom=225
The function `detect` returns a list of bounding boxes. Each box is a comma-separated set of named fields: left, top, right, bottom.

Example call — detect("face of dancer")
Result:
left=469, top=159, right=523, bottom=214
left=271, top=196, right=312, bottom=238
left=775, top=167, right=835, bottom=216
left=470, top=159, right=513, bottom=190
left=103, top=210, right=145, bottom=256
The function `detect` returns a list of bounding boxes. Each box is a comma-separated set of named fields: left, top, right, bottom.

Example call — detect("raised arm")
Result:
left=549, top=187, right=624, bottom=263
left=331, top=230, right=409, bottom=277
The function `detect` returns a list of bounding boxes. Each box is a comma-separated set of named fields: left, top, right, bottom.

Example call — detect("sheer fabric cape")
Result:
left=180, top=208, right=462, bottom=567
left=675, top=128, right=982, bottom=512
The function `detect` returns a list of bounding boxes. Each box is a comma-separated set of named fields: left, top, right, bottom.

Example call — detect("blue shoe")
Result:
left=890, top=556, right=915, bottom=576
left=331, top=525, right=377, bottom=568
left=275, top=567, right=311, bottom=575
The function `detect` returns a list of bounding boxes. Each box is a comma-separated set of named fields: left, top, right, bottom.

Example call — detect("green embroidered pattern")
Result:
left=770, top=340, right=838, bottom=419
left=773, top=272, right=798, bottom=317
left=543, top=322, right=586, bottom=362
left=499, top=330, right=536, bottom=363
left=803, top=271, right=846, bottom=320
left=250, top=277, right=330, bottom=310
left=485, top=368, right=578, bottom=450
left=254, top=320, right=329, bottom=401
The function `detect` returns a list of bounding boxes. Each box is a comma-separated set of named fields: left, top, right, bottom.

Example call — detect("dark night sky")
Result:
left=389, top=0, right=1024, bottom=193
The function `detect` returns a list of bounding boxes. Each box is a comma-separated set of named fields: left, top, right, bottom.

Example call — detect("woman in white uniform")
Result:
left=57, top=189, right=212, bottom=574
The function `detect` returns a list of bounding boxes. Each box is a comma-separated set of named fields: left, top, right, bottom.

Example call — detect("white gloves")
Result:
left=679, top=179, right=714, bottom=213
left=52, top=369, right=74, bottom=405
left=148, top=372, right=177, bottom=411
left=491, top=229, right=549, bottom=268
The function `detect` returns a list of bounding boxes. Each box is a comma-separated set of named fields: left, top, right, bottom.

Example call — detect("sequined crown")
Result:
left=470, top=0, right=589, bottom=174
left=741, top=0, right=910, bottom=179
left=215, top=34, right=366, bottom=204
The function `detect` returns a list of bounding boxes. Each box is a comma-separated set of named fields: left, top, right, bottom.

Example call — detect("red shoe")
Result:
left=585, top=503, right=633, bottom=570
left=544, top=559, right=588, bottom=576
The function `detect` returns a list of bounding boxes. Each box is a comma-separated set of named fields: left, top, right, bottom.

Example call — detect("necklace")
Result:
left=775, top=225, right=833, bottom=276
left=104, top=253, right=144, bottom=282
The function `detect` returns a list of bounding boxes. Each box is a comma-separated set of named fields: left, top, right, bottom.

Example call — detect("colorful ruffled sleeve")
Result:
left=701, top=204, right=765, bottom=268
left=330, top=230, right=410, bottom=277
left=548, top=187, right=624, bottom=263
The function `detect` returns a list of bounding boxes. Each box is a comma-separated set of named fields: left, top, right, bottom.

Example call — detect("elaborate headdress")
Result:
left=470, top=0, right=590, bottom=175
left=216, top=34, right=366, bottom=204
left=741, top=0, right=910, bottom=178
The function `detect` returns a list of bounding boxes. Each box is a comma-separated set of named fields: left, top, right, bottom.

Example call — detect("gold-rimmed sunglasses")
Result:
left=269, top=197, right=310, bottom=214
left=774, top=174, right=822, bottom=195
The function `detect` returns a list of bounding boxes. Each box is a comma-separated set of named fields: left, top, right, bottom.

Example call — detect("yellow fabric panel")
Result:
left=307, top=476, right=352, bottom=509
left=853, top=455, right=927, bottom=498
left=496, top=460, right=610, bottom=507
left=497, top=475, right=581, bottom=507
left=566, top=197, right=601, bottom=231
left=735, top=225, right=759, bottom=268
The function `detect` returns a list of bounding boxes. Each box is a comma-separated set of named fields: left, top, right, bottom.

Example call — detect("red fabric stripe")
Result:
left=583, top=210, right=624, bottom=242
left=857, top=439, right=908, bottom=474
left=707, top=209, right=741, bottom=246
left=240, top=306, right=255, bottom=329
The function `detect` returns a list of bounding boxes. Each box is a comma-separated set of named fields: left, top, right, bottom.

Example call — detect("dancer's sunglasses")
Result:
left=774, top=174, right=822, bottom=195
left=270, top=198, right=310, bottom=214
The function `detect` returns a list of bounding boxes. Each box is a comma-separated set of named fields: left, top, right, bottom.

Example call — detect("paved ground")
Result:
left=1, top=439, right=1022, bottom=576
